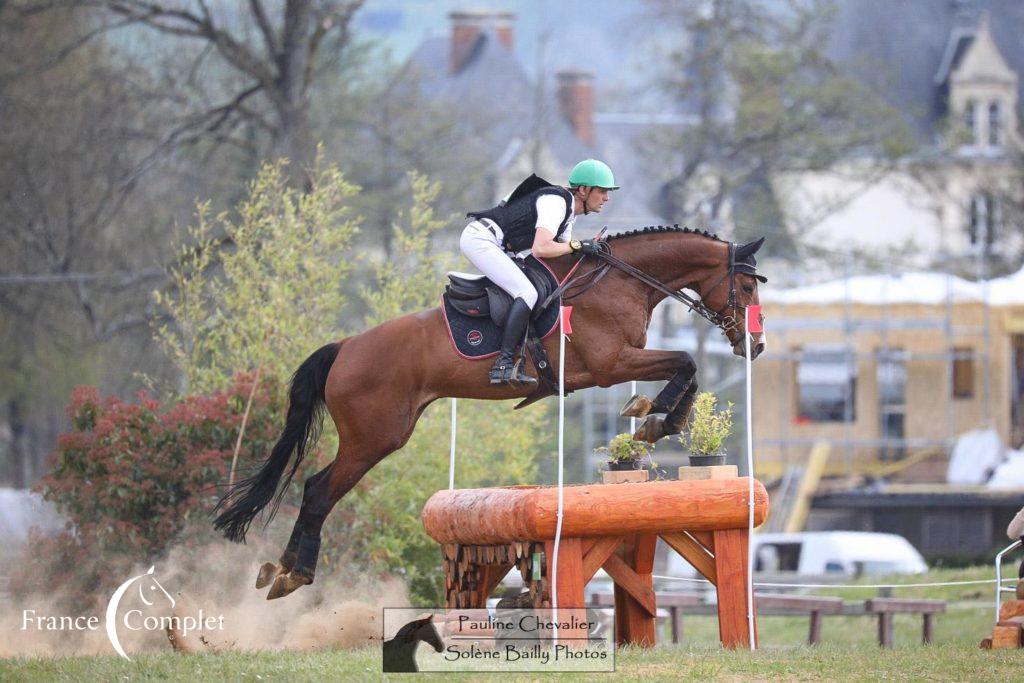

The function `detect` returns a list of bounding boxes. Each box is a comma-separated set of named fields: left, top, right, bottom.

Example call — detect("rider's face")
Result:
left=580, top=187, right=610, bottom=212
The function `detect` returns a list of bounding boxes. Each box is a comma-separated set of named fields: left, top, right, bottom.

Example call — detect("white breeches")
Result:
left=459, top=219, right=538, bottom=309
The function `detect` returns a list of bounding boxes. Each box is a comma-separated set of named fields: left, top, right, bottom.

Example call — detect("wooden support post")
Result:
left=712, top=528, right=756, bottom=648
left=809, top=611, right=822, bottom=645
left=608, top=535, right=657, bottom=647
left=670, top=606, right=682, bottom=644
left=878, top=613, right=894, bottom=648
left=544, top=537, right=588, bottom=645
left=923, top=613, right=934, bottom=645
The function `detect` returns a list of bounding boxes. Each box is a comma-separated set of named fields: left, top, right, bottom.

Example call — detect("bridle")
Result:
left=547, top=240, right=749, bottom=341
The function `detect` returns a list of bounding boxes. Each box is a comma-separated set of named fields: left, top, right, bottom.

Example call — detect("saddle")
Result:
left=444, top=257, right=556, bottom=327
left=441, top=255, right=563, bottom=406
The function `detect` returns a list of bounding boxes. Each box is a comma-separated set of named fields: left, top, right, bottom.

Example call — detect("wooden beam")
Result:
left=602, top=552, right=657, bottom=618
left=689, top=530, right=714, bottom=551
left=422, top=479, right=769, bottom=544
left=582, top=536, right=622, bottom=583
left=662, top=531, right=717, bottom=585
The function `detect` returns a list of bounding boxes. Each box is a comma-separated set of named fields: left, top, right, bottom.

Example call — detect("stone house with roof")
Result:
left=777, top=3, right=1024, bottom=274
left=396, top=9, right=669, bottom=233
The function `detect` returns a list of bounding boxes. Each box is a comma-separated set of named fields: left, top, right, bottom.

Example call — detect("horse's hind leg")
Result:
left=264, top=454, right=364, bottom=600
left=266, top=403, right=428, bottom=600
left=255, top=465, right=332, bottom=590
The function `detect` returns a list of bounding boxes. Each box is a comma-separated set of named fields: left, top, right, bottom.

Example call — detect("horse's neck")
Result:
left=618, top=234, right=725, bottom=290
left=546, top=234, right=724, bottom=309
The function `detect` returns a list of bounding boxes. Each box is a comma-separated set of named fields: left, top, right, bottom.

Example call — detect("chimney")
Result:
left=557, top=70, right=595, bottom=147
left=493, top=11, right=516, bottom=51
left=449, top=10, right=516, bottom=73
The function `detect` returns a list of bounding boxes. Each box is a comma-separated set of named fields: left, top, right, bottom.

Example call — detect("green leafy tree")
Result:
left=155, top=157, right=361, bottom=395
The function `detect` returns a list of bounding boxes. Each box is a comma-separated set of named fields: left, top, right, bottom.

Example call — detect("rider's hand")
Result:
left=572, top=239, right=603, bottom=257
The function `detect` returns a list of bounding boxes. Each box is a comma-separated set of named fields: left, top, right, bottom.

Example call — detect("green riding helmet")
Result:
left=568, top=159, right=619, bottom=190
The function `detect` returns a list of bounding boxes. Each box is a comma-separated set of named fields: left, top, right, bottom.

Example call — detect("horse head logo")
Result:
left=105, top=565, right=175, bottom=661
left=382, top=614, right=444, bottom=673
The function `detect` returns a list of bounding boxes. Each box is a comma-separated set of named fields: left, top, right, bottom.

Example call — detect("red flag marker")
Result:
left=746, top=305, right=763, bottom=334
left=560, top=306, right=573, bottom=335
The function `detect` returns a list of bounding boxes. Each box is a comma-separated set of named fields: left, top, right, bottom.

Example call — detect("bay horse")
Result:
left=214, top=226, right=767, bottom=600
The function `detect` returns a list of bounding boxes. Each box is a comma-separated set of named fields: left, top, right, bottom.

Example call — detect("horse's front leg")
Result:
left=575, top=346, right=697, bottom=443
left=633, top=376, right=700, bottom=443
left=612, top=349, right=696, bottom=418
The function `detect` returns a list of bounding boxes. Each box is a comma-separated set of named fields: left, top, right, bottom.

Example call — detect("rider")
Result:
left=460, top=159, right=619, bottom=386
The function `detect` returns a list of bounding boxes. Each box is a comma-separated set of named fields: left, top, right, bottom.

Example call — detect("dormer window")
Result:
left=964, top=100, right=977, bottom=144
left=968, top=192, right=999, bottom=252
left=988, top=101, right=1003, bottom=146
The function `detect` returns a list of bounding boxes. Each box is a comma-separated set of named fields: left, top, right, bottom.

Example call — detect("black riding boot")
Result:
left=489, top=298, right=538, bottom=387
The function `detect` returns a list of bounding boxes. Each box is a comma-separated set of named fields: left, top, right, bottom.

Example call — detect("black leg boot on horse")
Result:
left=619, top=352, right=698, bottom=443
left=630, top=377, right=699, bottom=444
left=489, top=297, right=538, bottom=387
left=254, top=464, right=332, bottom=591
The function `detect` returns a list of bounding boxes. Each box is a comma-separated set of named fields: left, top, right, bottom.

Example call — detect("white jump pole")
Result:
left=448, top=398, right=457, bottom=490
left=550, top=306, right=571, bottom=646
left=744, top=304, right=762, bottom=651
left=630, top=380, right=637, bottom=433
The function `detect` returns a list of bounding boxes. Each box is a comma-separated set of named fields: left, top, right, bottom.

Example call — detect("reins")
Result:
left=544, top=238, right=743, bottom=336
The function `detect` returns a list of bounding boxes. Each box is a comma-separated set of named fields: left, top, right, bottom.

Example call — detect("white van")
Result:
left=665, top=531, right=927, bottom=580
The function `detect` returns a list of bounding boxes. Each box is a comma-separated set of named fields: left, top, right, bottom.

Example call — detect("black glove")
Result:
left=575, top=239, right=603, bottom=257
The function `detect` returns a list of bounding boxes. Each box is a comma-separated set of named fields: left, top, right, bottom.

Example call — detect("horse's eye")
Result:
left=743, top=284, right=754, bottom=294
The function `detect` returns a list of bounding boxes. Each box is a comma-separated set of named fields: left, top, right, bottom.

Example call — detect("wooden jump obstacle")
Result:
left=421, top=477, right=769, bottom=648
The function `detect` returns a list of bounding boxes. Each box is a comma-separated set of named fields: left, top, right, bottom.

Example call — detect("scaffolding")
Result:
left=754, top=251, right=1000, bottom=478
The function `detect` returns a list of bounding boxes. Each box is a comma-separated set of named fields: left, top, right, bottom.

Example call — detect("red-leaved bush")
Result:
left=12, top=374, right=320, bottom=603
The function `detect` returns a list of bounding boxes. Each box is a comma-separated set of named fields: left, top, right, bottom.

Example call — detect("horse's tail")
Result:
left=214, top=341, right=341, bottom=543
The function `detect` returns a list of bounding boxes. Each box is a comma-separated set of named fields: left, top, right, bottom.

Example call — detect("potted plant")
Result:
left=596, top=433, right=654, bottom=471
left=681, top=392, right=733, bottom=466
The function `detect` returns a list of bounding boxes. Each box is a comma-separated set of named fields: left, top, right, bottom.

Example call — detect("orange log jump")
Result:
left=421, top=477, right=769, bottom=648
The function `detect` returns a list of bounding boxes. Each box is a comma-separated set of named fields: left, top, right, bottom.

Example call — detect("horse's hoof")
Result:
left=266, top=571, right=312, bottom=600
left=256, top=562, right=285, bottom=589
left=620, top=394, right=653, bottom=418
left=633, top=415, right=665, bottom=444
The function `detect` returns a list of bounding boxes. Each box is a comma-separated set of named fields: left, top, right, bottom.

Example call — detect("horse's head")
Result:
left=693, top=237, right=767, bottom=360
left=418, top=616, right=444, bottom=653
left=393, top=614, right=444, bottom=653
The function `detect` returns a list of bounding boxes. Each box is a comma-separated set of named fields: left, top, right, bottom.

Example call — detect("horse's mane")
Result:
left=606, top=224, right=725, bottom=243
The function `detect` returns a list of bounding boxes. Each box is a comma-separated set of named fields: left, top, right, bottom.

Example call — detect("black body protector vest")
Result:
left=468, top=175, right=573, bottom=253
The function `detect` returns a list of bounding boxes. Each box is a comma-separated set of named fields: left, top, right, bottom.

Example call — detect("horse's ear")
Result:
left=736, top=237, right=766, bottom=259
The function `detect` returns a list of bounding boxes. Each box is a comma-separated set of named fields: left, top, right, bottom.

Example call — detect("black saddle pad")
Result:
left=442, top=257, right=561, bottom=359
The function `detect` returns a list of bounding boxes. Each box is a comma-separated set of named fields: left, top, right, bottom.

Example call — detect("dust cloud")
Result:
left=1, top=537, right=410, bottom=657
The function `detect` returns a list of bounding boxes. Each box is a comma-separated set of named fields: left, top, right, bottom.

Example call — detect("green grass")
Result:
left=3, top=644, right=1021, bottom=682
left=2, top=566, right=1019, bottom=681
